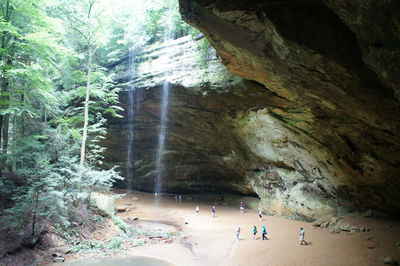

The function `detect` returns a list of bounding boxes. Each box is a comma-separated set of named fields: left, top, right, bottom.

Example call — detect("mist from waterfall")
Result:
left=155, top=0, right=174, bottom=195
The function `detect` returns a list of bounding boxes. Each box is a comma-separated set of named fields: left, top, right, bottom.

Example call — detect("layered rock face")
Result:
left=105, top=36, right=248, bottom=193
left=105, top=0, right=400, bottom=218
left=176, top=0, right=400, bottom=217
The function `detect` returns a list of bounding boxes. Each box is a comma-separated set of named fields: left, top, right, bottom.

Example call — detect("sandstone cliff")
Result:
left=105, top=1, right=400, bottom=219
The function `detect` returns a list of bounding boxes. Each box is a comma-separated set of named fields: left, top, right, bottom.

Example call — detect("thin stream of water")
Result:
left=126, top=48, right=136, bottom=195
left=155, top=0, right=174, bottom=195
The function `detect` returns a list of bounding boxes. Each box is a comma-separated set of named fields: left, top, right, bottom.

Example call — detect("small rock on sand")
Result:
left=52, top=257, right=65, bottom=263
left=116, top=206, right=128, bottom=212
left=52, top=254, right=65, bottom=263
left=131, top=197, right=139, bottom=201
left=381, top=256, right=398, bottom=265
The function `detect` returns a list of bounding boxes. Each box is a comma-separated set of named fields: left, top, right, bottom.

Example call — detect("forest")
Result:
left=0, top=0, right=193, bottom=251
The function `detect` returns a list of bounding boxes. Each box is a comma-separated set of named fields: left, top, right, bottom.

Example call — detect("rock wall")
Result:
left=176, top=0, right=400, bottom=217
left=105, top=4, right=400, bottom=218
left=105, top=36, right=248, bottom=193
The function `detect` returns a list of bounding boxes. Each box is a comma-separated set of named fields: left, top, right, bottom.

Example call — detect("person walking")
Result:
left=258, top=210, right=262, bottom=221
left=175, top=195, right=178, bottom=202
left=262, top=225, right=267, bottom=240
left=212, top=205, right=216, bottom=218
left=179, top=195, right=182, bottom=202
left=240, top=202, right=244, bottom=214
left=236, top=226, right=240, bottom=240
left=196, top=205, right=199, bottom=215
left=253, top=225, right=257, bottom=240
left=299, top=227, right=307, bottom=245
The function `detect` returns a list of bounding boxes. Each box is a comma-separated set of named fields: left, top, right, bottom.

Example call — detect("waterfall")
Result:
left=126, top=48, right=137, bottom=195
left=154, top=0, right=174, bottom=195
left=155, top=82, right=170, bottom=194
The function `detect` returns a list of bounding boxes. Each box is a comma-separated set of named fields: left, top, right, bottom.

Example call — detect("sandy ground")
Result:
left=112, top=191, right=400, bottom=266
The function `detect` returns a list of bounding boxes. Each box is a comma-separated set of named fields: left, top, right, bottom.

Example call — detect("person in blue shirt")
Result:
left=299, top=227, right=307, bottom=245
left=262, top=225, right=267, bottom=240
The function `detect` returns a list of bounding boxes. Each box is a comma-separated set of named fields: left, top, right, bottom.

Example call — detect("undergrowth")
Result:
left=61, top=212, right=180, bottom=255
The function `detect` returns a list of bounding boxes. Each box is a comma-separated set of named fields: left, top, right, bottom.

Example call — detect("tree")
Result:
left=0, top=0, right=122, bottom=242
left=57, top=0, right=110, bottom=166
left=0, top=0, right=62, bottom=174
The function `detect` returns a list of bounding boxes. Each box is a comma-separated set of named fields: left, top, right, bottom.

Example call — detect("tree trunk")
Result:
left=0, top=55, right=11, bottom=173
left=11, top=114, right=16, bottom=171
left=32, top=192, right=39, bottom=236
left=0, top=1, right=10, bottom=174
left=21, top=93, right=25, bottom=136
left=1, top=114, right=9, bottom=172
left=80, top=44, right=92, bottom=166
left=0, top=115, right=3, bottom=154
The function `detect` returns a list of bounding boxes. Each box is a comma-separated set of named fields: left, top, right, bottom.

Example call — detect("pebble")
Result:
left=52, top=257, right=65, bottom=263
left=116, top=207, right=128, bottom=212
left=381, top=256, right=398, bottom=265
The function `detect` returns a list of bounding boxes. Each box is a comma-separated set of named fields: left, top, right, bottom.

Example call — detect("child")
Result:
left=299, top=227, right=307, bottom=245
left=212, top=205, right=216, bottom=218
left=236, top=226, right=240, bottom=240
left=240, top=202, right=244, bottom=214
left=253, top=225, right=257, bottom=240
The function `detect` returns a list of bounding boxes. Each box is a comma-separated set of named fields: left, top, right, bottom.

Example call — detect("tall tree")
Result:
left=80, top=0, right=95, bottom=167
left=59, top=0, right=109, bottom=166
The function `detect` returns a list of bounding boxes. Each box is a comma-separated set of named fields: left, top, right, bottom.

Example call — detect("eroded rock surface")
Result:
left=174, top=0, right=400, bottom=217
left=105, top=0, right=400, bottom=219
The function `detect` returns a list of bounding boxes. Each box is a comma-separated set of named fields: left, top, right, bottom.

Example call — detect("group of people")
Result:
left=195, top=201, right=308, bottom=245
left=194, top=204, right=215, bottom=217
left=175, top=194, right=182, bottom=202
left=236, top=225, right=268, bottom=241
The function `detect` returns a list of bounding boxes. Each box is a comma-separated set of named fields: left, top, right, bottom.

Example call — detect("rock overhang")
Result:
left=104, top=0, right=400, bottom=218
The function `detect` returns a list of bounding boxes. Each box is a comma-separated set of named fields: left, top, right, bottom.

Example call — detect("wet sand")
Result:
left=115, top=191, right=400, bottom=266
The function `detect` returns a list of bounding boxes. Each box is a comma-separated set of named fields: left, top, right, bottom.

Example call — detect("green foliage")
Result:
left=0, top=0, right=195, bottom=254
left=108, top=237, right=123, bottom=250
left=1, top=125, right=122, bottom=237
left=0, top=1, right=124, bottom=241
left=195, top=36, right=213, bottom=70
left=111, top=215, right=128, bottom=233
left=72, top=239, right=106, bottom=253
